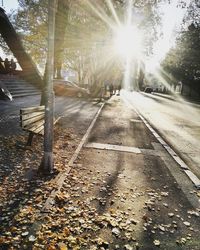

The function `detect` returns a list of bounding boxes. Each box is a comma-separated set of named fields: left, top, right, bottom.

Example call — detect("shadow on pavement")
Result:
left=97, top=153, right=124, bottom=214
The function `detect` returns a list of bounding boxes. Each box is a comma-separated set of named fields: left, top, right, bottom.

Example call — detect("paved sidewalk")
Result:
left=69, top=95, right=200, bottom=249
left=32, top=95, right=200, bottom=250
left=1, top=96, right=200, bottom=249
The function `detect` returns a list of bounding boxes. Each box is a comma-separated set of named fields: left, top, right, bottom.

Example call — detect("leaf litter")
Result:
left=0, top=125, right=200, bottom=249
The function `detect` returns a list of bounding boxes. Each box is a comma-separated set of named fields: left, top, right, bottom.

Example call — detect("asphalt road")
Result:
left=121, top=90, right=200, bottom=179
left=0, top=95, right=101, bottom=136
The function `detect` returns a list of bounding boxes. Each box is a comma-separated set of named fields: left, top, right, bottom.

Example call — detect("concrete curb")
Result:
left=138, top=113, right=200, bottom=189
left=42, top=101, right=105, bottom=212
left=124, top=96, right=200, bottom=190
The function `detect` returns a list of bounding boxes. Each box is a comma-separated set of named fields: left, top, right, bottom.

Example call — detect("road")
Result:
left=1, top=92, right=199, bottom=180
left=121, top=90, right=200, bottom=179
left=0, top=95, right=101, bottom=136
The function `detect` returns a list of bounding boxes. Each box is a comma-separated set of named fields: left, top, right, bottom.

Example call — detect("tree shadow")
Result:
left=96, top=153, right=124, bottom=214
left=137, top=155, right=200, bottom=249
left=140, top=93, right=167, bottom=104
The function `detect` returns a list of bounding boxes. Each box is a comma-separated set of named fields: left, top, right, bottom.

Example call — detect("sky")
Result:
left=151, top=0, right=191, bottom=65
left=144, top=0, right=191, bottom=73
left=1, top=0, right=19, bottom=13
left=0, top=0, right=19, bottom=59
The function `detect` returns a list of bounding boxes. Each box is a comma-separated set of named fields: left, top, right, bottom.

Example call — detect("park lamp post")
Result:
left=39, top=0, right=57, bottom=174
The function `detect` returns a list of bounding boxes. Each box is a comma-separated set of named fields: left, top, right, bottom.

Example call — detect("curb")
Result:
left=138, top=113, right=200, bottom=189
left=42, top=101, right=105, bottom=211
left=123, top=96, right=200, bottom=190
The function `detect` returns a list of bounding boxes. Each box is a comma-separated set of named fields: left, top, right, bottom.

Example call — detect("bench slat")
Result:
left=34, top=124, right=44, bottom=135
left=22, top=120, right=44, bottom=131
left=20, top=105, right=45, bottom=114
left=23, top=119, right=44, bottom=131
left=20, top=111, right=44, bottom=121
left=21, top=113, right=44, bottom=127
left=24, top=124, right=44, bottom=135
left=20, top=106, right=60, bottom=138
left=23, top=125, right=44, bottom=135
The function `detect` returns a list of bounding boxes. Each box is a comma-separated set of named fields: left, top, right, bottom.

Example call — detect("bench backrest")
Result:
left=20, top=106, right=45, bottom=135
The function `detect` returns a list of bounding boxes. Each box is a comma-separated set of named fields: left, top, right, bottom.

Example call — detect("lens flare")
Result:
left=114, top=25, right=142, bottom=58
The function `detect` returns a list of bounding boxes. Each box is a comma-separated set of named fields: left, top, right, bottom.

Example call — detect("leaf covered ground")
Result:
left=1, top=103, right=200, bottom=250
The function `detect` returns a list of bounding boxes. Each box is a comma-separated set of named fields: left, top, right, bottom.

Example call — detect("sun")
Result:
left=114, top=25, right=142, bottom=58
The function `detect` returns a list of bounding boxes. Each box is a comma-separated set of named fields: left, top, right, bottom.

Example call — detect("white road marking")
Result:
left=85, top=142, right=141, bottom=154
left=85, top=142, right=166, bottom=157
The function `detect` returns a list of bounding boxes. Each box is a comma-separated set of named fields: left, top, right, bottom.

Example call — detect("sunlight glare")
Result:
left=145, top=58, right=159, bottom=73
left=114, top=25, right=142, bottom=58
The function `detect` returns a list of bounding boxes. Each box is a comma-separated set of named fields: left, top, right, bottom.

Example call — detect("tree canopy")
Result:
left=10, top=1, right=165, bottom=80
left=161, top=1, right=200, bottom=96
left=6, top=0, right=199, bottom=94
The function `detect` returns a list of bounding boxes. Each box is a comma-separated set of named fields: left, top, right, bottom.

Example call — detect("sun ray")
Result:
left=144, top=65, right=200, bottom=121
left=84, top=0, right=117, bottom=30
left=127, top=0, right=133, bottom=25
left=82, top=0, right=143, bottom=92
left=105, top=0, right=121, bottom=25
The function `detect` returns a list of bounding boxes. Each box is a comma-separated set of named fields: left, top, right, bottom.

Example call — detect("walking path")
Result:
left=0, top=95, right=200, bottom=249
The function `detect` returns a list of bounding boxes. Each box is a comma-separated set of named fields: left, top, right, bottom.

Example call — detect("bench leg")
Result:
left=26, top=132, right=34, bottom=146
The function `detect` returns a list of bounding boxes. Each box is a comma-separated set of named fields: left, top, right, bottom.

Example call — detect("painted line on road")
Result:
left=85, top=142, right=165, bottom=157
left=43, top=102, right=105, bottom=212
left=85, top=142, right=141, bottom=154
left=135, top=108, right=200, bottom=189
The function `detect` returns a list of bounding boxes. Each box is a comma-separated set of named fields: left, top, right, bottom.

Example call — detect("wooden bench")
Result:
left=19, top=105, right=60, bottom=148
left=20, top=105, right=45, bottom=146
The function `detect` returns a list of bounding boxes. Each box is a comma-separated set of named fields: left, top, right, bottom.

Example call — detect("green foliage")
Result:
left=183, top=0, right=200, bottom=26
left=13, top=0, right=48, bottom=65
left=161, top=23, right=200, bottom=84
left=11, top=0, right=167, bottom=82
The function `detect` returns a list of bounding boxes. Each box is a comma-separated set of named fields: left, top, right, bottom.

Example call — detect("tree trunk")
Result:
left=39, top=0, right=56, bottom=174
left=0, top=8, right=43, bottom=88
left=54, top=0, right=69, bottom=79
